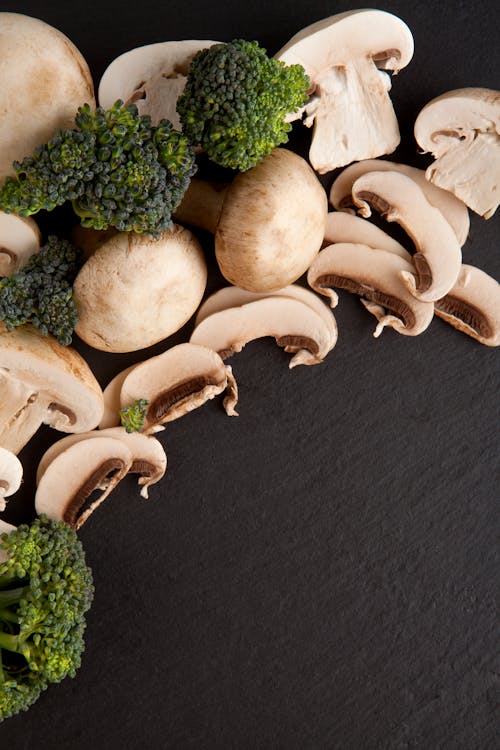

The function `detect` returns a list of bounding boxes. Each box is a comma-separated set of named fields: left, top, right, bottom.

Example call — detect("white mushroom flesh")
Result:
left=324, top=212, right=410, bottom=260
left=0, top=212, right=41, bottom=276
left=0, top=447, right=23, bottom=511
left=100, top=362, right=142, bottom=429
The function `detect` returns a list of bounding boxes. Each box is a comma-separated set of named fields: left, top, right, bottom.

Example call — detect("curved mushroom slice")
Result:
left=308, top=243, right=434, bottom=337
left=434, top=265, right=500, bottom=347
left=0, top=212, right=41, bottom=276
left=35, top=436, right=133, bottom=530
left=275, top=9, right=413, bottom=173
left=100, top=362, right=142, bottom=429
left=119, top=343, right=237, bottom=432
left=324, top=212, right=410, bottom=260
left=98, top=40, right=217, bottom=128
left=0, top=323, right=104, bottom=455
left=0, top=447, right=23, bottom=511
left=329, top=159, right=470, bottom=245
left=0, top=518, right=17, bottom=563
left=414, top=88, right=500, bottom=219
left=190, top=297, right=335, bottom=368
left=351, top=171, right=462, bottom=302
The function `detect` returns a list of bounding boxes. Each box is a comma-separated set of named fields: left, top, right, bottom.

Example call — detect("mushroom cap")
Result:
left=0, top=447, right=23, bottom=511
left=215, top=149, right=327, bottom=292
left=0, top=12, right=95, bottom=181
left=73, top=225, right=207, bottom=352
left=0, top=212, right=41, bottom=276
left=98, top=40, right=217, bottom=128
left=0, top=323, right=104, bottom=433
left=324, top=212, right=410, bottom=260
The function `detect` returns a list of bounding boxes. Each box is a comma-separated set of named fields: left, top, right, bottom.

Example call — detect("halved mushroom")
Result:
left=0, top=212, right=41, bottom=276
left=275, top=9, right=414, bottom=173
left=118, top=343, right=238, bottom=432
left=98, top=40, right=217, bottom=129
left=0, top=447, right=23, bottom=511
left=307, top=242, right=434, bottom=337
left=0, top=519, right=17, bottom=563
left=414, top=88, right=500, bottom=219
left=0, top=323, right=104, bottom=454
left=329, top=159, right=470, bottom=245
left=190, top=296, right=336, bottom=367
left=324, top=212, right=410, bottom=260
left=434, top=265, right=500, bottom=346
left=351, top=171, right=462, bottom=302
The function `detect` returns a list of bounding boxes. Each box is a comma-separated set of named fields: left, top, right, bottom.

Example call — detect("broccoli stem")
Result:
left=0, top=608, right=19, bottom=624
left=174, top=179, right=228, bottom=234
left=0, top=587, right=25, bottom=607
left=0, top=631, right=21, bottom=654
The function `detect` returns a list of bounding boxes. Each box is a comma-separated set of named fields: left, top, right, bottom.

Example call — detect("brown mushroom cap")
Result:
left=0, top=447, right=23, bottom=511
left=0, top=212, right=41, bottom=276
left=0, top=13, right=95, bottom=181
left=73, top=226, right=207, bottom=353
left=324, top=212, right=410, bottom=260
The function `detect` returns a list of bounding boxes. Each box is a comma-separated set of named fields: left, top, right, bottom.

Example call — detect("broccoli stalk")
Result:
left=0, top=101, right=197, bottom=235
left=0, top=515, right=94, bottom=721
left=176, top=39, right=309, bottom=171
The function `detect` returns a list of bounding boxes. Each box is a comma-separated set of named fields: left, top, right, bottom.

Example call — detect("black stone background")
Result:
left=1, top=1, right=499, bottom=748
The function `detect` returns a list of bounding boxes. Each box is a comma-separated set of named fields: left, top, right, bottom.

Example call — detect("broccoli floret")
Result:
left=0, top=236, right=81, bottom=345
left=176, top=39, right=309, bottom=171
left=0, top=101, right=197, bottom=235
left=119, top=399, right=149, bottom=433
left=0, top=515, right=94, bottom=722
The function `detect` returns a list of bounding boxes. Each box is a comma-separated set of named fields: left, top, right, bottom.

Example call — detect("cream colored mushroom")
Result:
left=307, top=243, right=434, bottom=337
left=98, top=41, right=217, bottom=129
left=0, top=447, right=23, bottom=511
left=324, top=212, right=410, bottom=260
left=73, top=225, right=207, bottom=353
left=414, top=88, right=500, bottom=219
left=434, top=265, right=500, bottom=347
left=351, top=171, right=462, bottom=302
left=118, top=343, right=238, bottom=432
left=0, top=212, right=41, bottom=276
left=275, top=10, right=413, bottom=173
left=174, top=148, right=327, bottom=292
left=0, top=519, right=17, bottom=563
left=0, top=323, right=104, bottom=454
left=329, top=159, right=470, bottom=245
left=0, top=13, right=95, bottom=181
left=99, top=363, right=143, bottom=429
left=190, top=297, right=336, bottom=367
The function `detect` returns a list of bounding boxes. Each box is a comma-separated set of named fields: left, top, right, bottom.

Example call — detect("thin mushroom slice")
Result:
left=0, top=447, right=23, bottom=511
left=351, top=171, right=462, bottom=302
left=307, top=243, right=434, bottom=337
left=324, top=212, right=410, bottom=260
left=190, top=297, right=335, bottom=368
left=434, top=265, right=500, bottom=347
left=0, top=213, right=41, bottom=276
left=35, top=436, right=133, bottom=530
left=119, top=343, right=237, bottom=433
left=100, top=362, right=142, bottom=429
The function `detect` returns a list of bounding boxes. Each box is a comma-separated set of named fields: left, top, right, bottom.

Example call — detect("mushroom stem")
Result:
left=174, top=179, right=229, bottom=233
left=0, top=372, right=49, bottom=454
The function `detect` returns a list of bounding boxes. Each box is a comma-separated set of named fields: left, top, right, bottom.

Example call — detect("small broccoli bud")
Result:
left=177, top=39, right=309, bottom=171
left=119, top=399, right=149, bottom=433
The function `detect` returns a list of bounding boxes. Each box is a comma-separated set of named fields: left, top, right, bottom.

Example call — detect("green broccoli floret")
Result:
left=176, top=39, right=309, bottom=171
left=0, top=101, right=197, bottom=234
left=0, top=235, right=81, bottom=345
left=119, top=399, right=149, bottom=433
left=0, top=515, right=94, bottom=722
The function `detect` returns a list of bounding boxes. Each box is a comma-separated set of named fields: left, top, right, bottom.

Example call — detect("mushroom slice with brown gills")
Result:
left=0, top=447, right=22, bottom=511
left=434, top=265, right=500, bottom=347
left=329, top=159, right=470, bottom=246
left=174, top=148, right=327, bottom=292
left=0, top=323, right=104, bottom=455
left=118, top=343, right=238, bottom=433
left=351, top=171, right=462, bottom=302
left=35, top=436, right=133, bottom=530
left=98, top=40, right=217, bottom=129
left=190, top=296, right=335, bottom=367
left=414, top=88, right=500, bottom=219
left=0, top=519, right=17, bottom=563
left=274, top=10, right=413, bottom=173
left=99, top=363, right=143, bottom=429
left=324, top=212, right=410, bottom=260
left=307, top=243, right=434, bottom=337
left=0, top=212, right=41, bottom=276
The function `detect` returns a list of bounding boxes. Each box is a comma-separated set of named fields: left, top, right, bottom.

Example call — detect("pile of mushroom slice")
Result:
left=101, top=343, right=239, bottom=434
left=190, top=284, right=337, bottom=367
left=0, top=212, right=41, bottom=276
left=34, top=427, right=167, bottom=530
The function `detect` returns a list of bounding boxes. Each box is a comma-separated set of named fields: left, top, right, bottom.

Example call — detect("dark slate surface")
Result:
left=1, top=1, right=499, bottom=748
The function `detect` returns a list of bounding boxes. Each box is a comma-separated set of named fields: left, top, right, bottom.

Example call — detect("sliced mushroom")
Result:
left=100, top=363, right=143, bottom=429
left=0, top=323, right=104, bottom=454
left=0, top=212, right=41, bottom=276
left=434, top=265, right=500, bottom=346
left=0, top=518, right=17, bottom=563
left=308, top=242, right=434, bottom=337
left=414, top=88, right=500, bottom=219
left=329, top=159, right=470, bottom=246
left=275, top=10, right=413, bottom=173
left=118, top=343, right=238, bottom=432
left=190, top=296, right=336, bottom=367
left=351, top=171, right=462, bottom=302
left=0, top=447, right=23, bottom=511
left=324, top=212, right=410, bottom=260
left=98, top=40, right=217, bottom=129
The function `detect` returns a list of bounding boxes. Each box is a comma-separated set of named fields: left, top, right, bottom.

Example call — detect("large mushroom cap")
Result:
left=0, top=212, right=41, bottom=276
left=0, top=12, right=95, bottom=181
